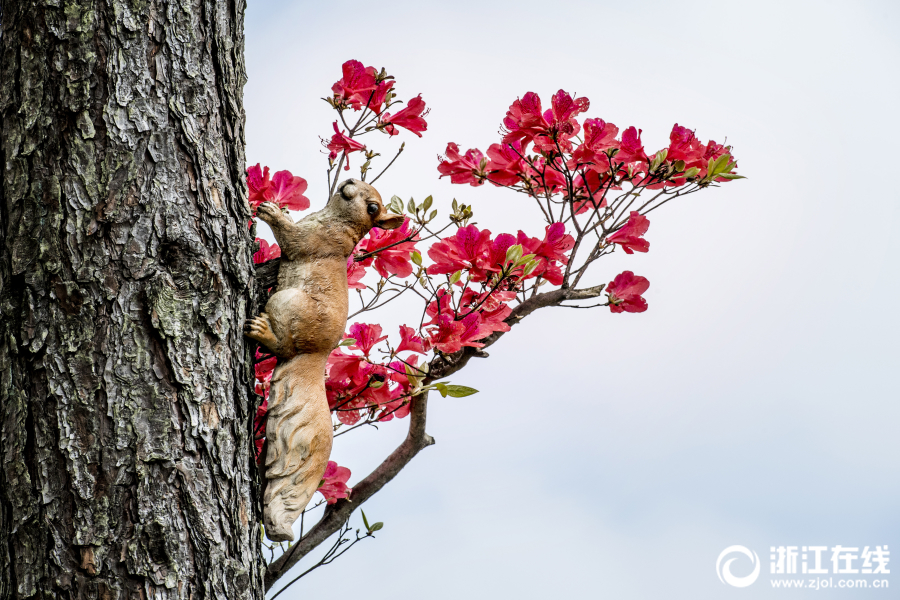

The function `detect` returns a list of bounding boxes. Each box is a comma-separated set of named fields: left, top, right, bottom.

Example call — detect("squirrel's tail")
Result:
left=262, top=352, right=333, bottom=542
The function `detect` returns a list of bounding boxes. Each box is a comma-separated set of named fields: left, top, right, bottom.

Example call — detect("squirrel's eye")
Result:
left=367, top=203, right=379, bottom=215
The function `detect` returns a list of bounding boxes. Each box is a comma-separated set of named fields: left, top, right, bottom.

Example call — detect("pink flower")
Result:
left=485, top=141, right=526, bottom=186
left=537, top=222, right=575, bottom=265
left=255, top=355, right=277, bottom=383
left=247, top=164, right=272, bottom=206
left=456, top=312, right=489, bottom=349
left=667, top=123, right=703, bottom=166
left=426, top=224, right=493, bottom=278
left=247, top=164, right=310, bottom=211
left=485, top=233, right=517, bottom=273
left=515, top=223, right=575, bottom=285
left=317, top=461, right=352, bottom=504
left=502, top=92, right=549, bottom=147
left=381, top=95, right=429, bottom=137
left=437, top=143, right=488, bottom=186
left=253, top=238, right=281, bottom=265
left=346, top=255, right=367, bottom=290
left=426, top=314, right=467, bottom=353
left=502, top=90, right=589, bottom=153
left=356, top=217, right=419, bottom=278
left=571, top=118, right=619, bottom=172
left=367, top=80, right=395, bottom=114
left=607, top=271, right=649, bottom=313
left=332, top=60, right=377, bottom=110
left=615, top=127, right=648, bottom=165
left=607, top=211, right=650, bottom=254
left=326, top=122, right=367, bottom=170
left=397, top=325, right=428, bottom=354
left=346, top=323, right=388, bottom=356
left=268, top=171, right=310, bottom=211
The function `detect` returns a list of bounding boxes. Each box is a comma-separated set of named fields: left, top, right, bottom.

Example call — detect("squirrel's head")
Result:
left=327, top=179, right=404, bottom=242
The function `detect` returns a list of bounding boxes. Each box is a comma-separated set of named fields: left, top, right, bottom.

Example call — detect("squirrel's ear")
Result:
left=374, top=213, right=405, bottom=230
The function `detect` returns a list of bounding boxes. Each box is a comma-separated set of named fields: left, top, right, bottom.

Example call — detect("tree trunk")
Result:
left=0, top=0, right=263, bottom=597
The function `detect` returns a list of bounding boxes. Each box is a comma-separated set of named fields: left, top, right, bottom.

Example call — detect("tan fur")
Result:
left=246, top=179, right=403, bottom=542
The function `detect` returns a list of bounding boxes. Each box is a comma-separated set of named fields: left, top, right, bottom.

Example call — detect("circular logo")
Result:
left=716, top=545, right=761, bottom=588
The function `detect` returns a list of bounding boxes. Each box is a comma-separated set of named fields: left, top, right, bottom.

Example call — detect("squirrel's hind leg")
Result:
left=244, top=312, right=280, bottom=353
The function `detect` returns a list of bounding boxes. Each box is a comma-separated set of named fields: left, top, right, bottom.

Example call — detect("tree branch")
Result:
left=255, top=257, right=280, bottom=290
left=260, top=268, right=605, bottom=591
left=264, top=392, right=435, bottom=590
left=426, top=283, right=606, bottom=382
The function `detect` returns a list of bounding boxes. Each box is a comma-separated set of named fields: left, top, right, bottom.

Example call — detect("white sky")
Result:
left=245, top=1, right=900, bottom=598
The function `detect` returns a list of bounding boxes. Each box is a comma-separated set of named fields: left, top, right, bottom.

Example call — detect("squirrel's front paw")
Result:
left=245, top=313, right=279, bottom=351
left=256, top=202, right=281, bottom=224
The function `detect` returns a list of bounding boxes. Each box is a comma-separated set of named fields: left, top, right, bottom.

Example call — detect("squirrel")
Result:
left=245, top=178, right=404, bottom=542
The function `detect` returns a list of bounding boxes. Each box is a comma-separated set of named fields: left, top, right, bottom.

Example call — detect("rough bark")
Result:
left=0, top=0, right=264, bottom=597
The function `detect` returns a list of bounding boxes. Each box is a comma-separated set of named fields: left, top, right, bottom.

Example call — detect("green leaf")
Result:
left=429, top=209, right=438, bottom=221
left=712, top=154, right=731, bottom=176
left=407, top=198, right=416, bottom=214
left=522, top=259, right=540, bottom=277
left=717, top=173, right=746, bottom=180
left=673, top=160, right=685, bottom=173
left=434, top=382, right=449, bottom=397
left=361, top=510, right=371, bottom=531
left=339, top=338, right=356, bottom=347
left=649, top=149, right=667, bottom=171
left=370, top=522, right=383, bottom=532
left=444, top=385, right=479, bottom=398
left=504, top=244, right=523, bottom=265
left=422, top=195, right=433, bottom=212
left=411, top=250, right=422, bottom=266
left=449, top=270, right=462, bottom=285
left=452, top=198, right=458, bottom=211
left=369, top=380, right=384, bottom=389
left=683, top=166, right=701, bottom=179
left=515, top=252, right=536, bottom=268
left=389, top=195, right=404, bottom=214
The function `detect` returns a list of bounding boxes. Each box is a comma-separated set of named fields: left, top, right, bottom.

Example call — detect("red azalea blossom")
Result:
left=331, top=60, right=395, bottom=112
left=615, top=126, right=648, bottom=165
left=484, top=141, right=526, bottom=186
left=607, top=211, right=650, bottom=254
left=346, top=322, right=388, bottom=356
left=397, top=325, right=428, bottom=354
left=332, top=60, right=377, bottom=109
left=426, top=224, right=493, bottom=279
left=356, top=217, right=420, bottom=278
left=381, top=95, right=429, bottom=137
left=667, top=123, right=703, bottom=166
left=268, top=170, right=310, bottom=211
left=514, top=223, right=575, bottom=285
left=607, top=271, right=650, bottom=313
left=247, top=164, right=272, bottom=206
left=317, top=461, right=352, bottom=504
left=247, top=164, right=310, bottom=211
left=426, top=314, right=467, bottom=353
left=502, top=90, right=589, bottom=153
left=437, top=143, right=488, bottom=186
left=253, top=238, right=281, bottom=265
left=346, top=255, right=367, bottom=290
left=327, top=122, right=367, bottom=170
left=571, top=118, right=619, bottom=172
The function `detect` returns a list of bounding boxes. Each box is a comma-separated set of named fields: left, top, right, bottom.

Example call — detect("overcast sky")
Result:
left=245, top=1, right=900, bottom=598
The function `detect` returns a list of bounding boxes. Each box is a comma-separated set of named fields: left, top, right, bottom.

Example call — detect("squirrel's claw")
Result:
left=256, top=202, right=281, bottom=224
left=245, top=313, right=279, bottom=352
